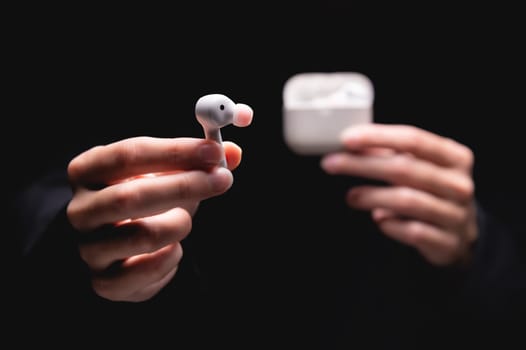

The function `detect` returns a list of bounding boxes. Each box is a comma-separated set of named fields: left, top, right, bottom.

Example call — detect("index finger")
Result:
left=341, top=124, right=473, bottom=170
left=68, top=137, right=224, bottom=185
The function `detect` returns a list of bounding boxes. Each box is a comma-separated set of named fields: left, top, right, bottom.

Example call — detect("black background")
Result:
left=6, top=0, right=525, bottom=346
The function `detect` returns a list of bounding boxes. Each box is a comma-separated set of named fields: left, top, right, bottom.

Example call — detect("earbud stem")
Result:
left=205, top=128, right=227, bottom=167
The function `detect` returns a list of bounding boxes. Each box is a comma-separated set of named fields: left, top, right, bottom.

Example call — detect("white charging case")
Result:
left=282, top=72, right=374, bottom=155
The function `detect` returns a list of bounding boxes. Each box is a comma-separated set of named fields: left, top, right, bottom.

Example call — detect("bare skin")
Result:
left=67, top=104, right=253, bottom=302
left=321, top=123, right=477, bottom=266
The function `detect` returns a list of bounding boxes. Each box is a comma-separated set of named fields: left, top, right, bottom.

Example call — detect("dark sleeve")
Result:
left=12, top=168, right=73, bottom=258
left=12, top=168, right=208, bottom=323
left=458, top=200, right=526, bottom=319
left=11, top=168, right=97, bottom=312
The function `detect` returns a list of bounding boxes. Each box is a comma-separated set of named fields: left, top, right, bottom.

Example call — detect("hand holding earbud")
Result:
left=195, top=94, right=253, bottom=167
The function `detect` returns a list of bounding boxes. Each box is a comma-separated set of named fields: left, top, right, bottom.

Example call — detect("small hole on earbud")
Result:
left=220, top=104, right=225, bottom=110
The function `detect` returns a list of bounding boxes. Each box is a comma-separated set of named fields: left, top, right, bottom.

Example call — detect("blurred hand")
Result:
left=321, top=124, right=477, bottom=266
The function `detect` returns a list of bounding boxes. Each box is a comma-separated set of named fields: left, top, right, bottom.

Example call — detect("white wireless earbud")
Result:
left=195, top=94, right=236, bottom=167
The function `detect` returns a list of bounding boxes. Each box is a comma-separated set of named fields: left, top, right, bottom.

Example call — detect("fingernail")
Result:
left=199, top=143, right=222, bottom=165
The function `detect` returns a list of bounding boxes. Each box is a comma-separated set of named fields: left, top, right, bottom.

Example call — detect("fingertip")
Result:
left=210, top=166, right=234, bottom=192
left=320, top=154, right=341, bottom=174
left=233, top=103, right=253, bottom=127
left=341, top=124, right=366, bottom=143
left=223, top=141, right=242, bottom=170
left=223, top=141, right=242, bottom=154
